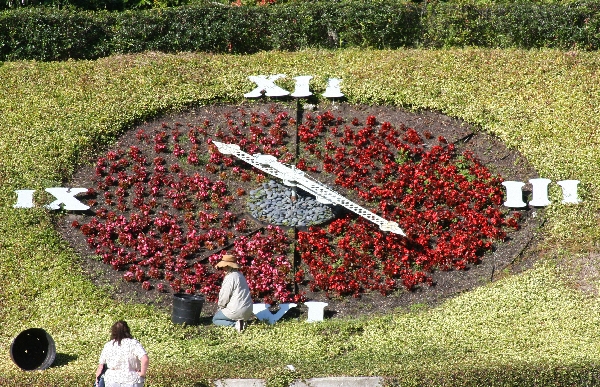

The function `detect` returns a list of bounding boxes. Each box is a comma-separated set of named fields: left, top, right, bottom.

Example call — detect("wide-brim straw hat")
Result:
left=215, top=254, right=240, bottom=269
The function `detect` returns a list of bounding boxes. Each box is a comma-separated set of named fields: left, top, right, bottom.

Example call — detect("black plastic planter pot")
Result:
left=10, top=328, right=56, bottom=371
left=172, top=293, right=205, bottom=325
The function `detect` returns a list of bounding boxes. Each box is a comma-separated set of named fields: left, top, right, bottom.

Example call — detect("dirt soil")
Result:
left=55, top=101, right=544, bottom=322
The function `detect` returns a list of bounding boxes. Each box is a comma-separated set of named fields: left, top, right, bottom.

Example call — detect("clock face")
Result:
left=58, top=102, right=532, bottom=315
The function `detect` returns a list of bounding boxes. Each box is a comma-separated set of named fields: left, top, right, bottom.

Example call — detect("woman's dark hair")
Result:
left=110, top=320, right=133, bottom=345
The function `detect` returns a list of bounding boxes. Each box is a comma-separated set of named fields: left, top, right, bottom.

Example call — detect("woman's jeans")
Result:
left=213, top=309, right=236, bottom=327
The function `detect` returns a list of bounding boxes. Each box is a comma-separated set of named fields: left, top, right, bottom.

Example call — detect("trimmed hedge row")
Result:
left=424, top=1, right=600, bottom=49
left=384, top=362, right=600, bottom=387
left=0, top=0, right=194, bottom=12
left=1, top=1, right=600, bottom=61
left=0, top=2, right=422, bottom=60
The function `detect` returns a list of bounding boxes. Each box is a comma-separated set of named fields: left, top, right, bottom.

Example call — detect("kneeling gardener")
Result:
left=213, top=254, right=254, bottom=332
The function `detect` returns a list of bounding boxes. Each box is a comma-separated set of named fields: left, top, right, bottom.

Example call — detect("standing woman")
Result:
left=96, top=320, right=149, bottom=387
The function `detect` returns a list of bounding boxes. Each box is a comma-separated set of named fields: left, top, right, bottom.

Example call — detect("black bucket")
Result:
left=172, top=293, right=205, bottom=325
left=10, top=328, right=56, bottom=371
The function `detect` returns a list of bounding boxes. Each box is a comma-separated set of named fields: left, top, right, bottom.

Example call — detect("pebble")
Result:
left=247, top=180, right=336, bottom=227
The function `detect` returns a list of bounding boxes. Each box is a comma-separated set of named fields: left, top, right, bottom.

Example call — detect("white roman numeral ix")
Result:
left=14, top=188, right=90, bottom=211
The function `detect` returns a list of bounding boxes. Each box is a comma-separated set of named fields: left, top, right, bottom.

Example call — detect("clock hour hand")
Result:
left=213, top=141, right=406, bottom=236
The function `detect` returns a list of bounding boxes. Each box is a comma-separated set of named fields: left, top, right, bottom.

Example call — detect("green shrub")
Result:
left=385, top=362, right=600, bottom=387
left=4, top=1, right=600, bottom=61
left=0, top=7, right=113, bottom=60
left=0, top=0, right=205, bottom=11
left=423, top=1, right=600, bottom=49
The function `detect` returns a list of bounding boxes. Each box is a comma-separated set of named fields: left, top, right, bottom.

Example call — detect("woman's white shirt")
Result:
left=99, top=338, right=147, bottom=384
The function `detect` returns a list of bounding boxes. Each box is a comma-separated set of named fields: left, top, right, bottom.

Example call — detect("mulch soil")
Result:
left=54, top=101, right=544, bottom=323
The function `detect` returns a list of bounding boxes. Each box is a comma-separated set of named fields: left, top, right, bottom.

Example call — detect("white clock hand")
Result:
left=213, top=141, right=406, bottom=236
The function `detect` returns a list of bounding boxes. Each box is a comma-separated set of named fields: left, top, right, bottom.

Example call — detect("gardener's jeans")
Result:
left=212, top=309, right=236, bottom=327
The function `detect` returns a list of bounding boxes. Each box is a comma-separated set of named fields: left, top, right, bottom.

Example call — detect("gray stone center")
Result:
left=247, top=180, right=336, bottom=228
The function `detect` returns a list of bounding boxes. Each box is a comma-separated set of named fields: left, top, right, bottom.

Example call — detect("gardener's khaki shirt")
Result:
left=218, top=271, right=254, bottom=321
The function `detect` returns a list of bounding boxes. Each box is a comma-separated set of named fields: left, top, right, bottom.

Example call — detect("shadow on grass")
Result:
left=51, top=352, right=78, bottom=368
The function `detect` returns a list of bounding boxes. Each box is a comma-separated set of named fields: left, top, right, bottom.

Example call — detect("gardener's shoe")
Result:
left=235, top=320, right=246, bottom=333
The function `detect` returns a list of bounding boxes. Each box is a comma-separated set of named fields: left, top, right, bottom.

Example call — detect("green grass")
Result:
left=1, top=49, right=600, bottom=386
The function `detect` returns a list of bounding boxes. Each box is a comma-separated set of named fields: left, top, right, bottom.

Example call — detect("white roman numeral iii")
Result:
left=502, top=179, right=580, bottom=208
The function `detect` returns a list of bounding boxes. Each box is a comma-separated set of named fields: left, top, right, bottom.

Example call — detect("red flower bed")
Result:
left=295, top=111, right=519, bottom=296
left=73, top=105, right=519, bottom=303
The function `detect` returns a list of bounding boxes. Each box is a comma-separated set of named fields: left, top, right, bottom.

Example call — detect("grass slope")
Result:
left=1, top=49, right=600, bottom=386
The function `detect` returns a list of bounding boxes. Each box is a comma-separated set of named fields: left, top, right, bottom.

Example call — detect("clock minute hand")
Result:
left=213, top=141, right=406, bottom=236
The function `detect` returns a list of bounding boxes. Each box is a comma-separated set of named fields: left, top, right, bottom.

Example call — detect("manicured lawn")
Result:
left=1, top=49, right=600, bottom=386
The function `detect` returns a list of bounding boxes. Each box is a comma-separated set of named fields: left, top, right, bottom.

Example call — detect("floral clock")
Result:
left=70, top=103, right=521, bottom=306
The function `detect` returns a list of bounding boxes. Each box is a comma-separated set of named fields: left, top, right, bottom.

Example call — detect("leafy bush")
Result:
left=385, top=362, right=600, bottom=387
left=0, top=7, right=113, bottom=60
left=0, top=0, right=206, bottom=11
left=4, top=0, right=600, bottom=61
left=422, top=1, right=600, bottom=49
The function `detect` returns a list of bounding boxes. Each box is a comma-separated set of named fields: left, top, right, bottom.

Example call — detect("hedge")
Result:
left=422, top=1, right=600, bottom=49
left=1, top=0, right=600, bottom=61
left=0, top=0, right=192, bottom=12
